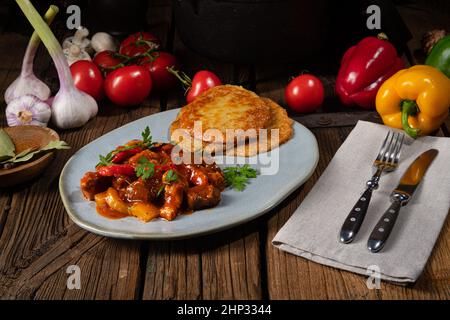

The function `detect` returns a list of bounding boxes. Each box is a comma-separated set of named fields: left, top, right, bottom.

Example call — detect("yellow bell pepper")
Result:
left=376, top=65, right=450, bottom=138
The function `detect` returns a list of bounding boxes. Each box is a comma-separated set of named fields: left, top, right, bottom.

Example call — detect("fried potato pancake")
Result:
left=170, top=85, right=271, bottom=144
left=170, top=86, right=294, bottom=157
left=226, top=98, right=294, bottom=157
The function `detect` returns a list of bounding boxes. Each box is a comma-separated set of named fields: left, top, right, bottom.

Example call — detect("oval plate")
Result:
left=59, top=109, right=319, bottom=240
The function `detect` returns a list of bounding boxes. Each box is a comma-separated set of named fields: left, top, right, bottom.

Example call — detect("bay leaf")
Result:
left=1, top=140, right=71, bottom=165
left=0, top=129, right=16, bottom=162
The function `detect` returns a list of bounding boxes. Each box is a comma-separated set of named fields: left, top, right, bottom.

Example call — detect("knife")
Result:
left=367, top=149, right=439, bottom=253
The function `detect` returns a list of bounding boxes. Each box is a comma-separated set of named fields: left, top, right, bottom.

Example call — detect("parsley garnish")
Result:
left=97, top=150, right=115, bottom=167
left=157, top=169, right=178, bottom=197
left=97, top=127, right=152, bottom=167
left=141, top=126, right=152, bottom=148
left=135, top=157, right=155, bottom=180
left=223, top=165, right=258, bottom=191
left=164, top=169, right=178, bottom=184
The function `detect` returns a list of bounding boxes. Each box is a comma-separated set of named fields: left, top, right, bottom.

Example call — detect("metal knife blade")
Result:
left=393, top=149, right=439, bottom=200
left=368, top=149, right=439, bottom=253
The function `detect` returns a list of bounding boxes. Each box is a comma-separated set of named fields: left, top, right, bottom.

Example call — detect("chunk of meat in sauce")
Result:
left=125, top=175, right=163, bottom=202
left=183, top=164, right=226, bottom=190
left=112, top=175, right=132, bottom=190
left=186, top=185, right=222, bottom=210
left=204, top=164, right=226, bottom=190
left=160, top=182, right=186, bottom=221
left=183, top=164, right=210, bottom=186
left=80, top=172, right=112, bottom=200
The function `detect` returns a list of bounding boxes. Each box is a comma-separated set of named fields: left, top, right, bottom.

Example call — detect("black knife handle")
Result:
left=340, top=188, right=373, bottom=244
left=368, top=200, right=402, bottom=253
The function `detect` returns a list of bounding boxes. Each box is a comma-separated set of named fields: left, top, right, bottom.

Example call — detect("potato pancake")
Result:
left=170, top=85, right=271, bottom=144
left=170, top=86, right=293, bottom=157
left=226, top=98, right=294, bottom=157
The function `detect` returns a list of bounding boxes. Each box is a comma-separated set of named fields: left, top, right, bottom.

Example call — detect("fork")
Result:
left=339, top=131, right=405, bottom=244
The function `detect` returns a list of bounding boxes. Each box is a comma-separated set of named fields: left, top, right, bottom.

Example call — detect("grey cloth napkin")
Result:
left=273, top=121, right=450, bottom=284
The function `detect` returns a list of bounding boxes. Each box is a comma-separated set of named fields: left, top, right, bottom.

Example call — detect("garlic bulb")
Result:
left=5, top=71, right=50, bottom=104
left=6, top=94, right=51, bottom=127
left=62, top=26, right=93, bottom=55
left=64, top=44, right=91, bottom=65
left=16, top=0, right=98, bottom=130
left=51, top=86, right=98, bottom=129
left=4, top=6, right=58, bottom=104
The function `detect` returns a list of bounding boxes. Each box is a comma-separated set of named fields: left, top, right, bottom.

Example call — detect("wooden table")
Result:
left=0, top=1, right=449, bottom=300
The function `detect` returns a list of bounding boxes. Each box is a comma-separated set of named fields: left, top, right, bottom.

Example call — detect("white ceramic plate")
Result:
left=60, top=109, right=319, bottom=239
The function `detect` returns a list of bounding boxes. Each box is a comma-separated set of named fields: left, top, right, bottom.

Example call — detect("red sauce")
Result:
left=181, top=209, right=194, bottom=216
left=96, top=205, right=129, bottom=220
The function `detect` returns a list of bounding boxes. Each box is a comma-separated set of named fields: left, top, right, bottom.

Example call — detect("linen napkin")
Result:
left=273, top=121, right=450, bottom=284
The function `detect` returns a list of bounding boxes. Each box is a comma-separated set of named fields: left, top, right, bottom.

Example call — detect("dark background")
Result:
left=1, top=0, right=449, bottom=64
left=2, top=0, right=449, bottom=38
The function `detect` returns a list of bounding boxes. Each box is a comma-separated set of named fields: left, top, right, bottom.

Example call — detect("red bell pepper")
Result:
left=336, top=35, right=404, bottom=109
left=97, top=164, right=136, bottom=177
left=111, top=147, right=143, bottom=163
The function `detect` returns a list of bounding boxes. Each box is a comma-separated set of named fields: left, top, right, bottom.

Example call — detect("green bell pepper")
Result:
left=426, top=35, right=450, bottom=78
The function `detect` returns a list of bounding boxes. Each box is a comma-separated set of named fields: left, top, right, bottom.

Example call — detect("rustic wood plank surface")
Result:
left=0, top=1, right=449, bottom=300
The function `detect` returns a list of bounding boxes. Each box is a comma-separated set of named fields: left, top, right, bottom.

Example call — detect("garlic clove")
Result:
left=91, top=32, right=119, bottom=53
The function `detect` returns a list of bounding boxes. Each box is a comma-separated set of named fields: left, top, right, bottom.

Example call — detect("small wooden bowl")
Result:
left=0, top=126, right=60, bottom=188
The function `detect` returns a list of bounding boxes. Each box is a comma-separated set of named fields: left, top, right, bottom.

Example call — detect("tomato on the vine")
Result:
left=93, top=50, right=124, bottom=73
left=104, top=66, right=152, bottom=107
left=119, top=32, right=160, bottom=57
left=285, top=74, right=325, bottom=113
left=70, top=60, right=104, bottom=101
left=140, top=52, right=180, bottom=91
left=187, top=71, right=222, bottom=103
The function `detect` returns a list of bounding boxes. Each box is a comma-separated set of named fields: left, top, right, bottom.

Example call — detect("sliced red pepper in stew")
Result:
left=97, top=164, right=136, bottom=177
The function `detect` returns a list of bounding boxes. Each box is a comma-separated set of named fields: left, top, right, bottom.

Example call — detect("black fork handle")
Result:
left=339, top=187, right=374, bottom=244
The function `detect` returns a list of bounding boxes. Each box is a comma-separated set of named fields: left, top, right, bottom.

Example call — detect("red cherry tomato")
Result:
left=119, top=32, right=160, bottom=57
left=187, top=71, right=222, bottom=103
left=70, top=60, right=104, bottom=101
left=104, top=66, right=152, bottom=107
left=93, top=50, right=124, bottom=73
left=141, top=52, right=180, bottom=91
left=285, top=74, right=324, bottom=113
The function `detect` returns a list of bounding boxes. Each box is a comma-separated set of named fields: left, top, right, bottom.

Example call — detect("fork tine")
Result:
left=382, top=132, right=395, bottom=163
left=377, top=131, right=391, bottom=161
left=389, top=133, right=400, bottom=166
left=395, top=133, right=405, bottom=164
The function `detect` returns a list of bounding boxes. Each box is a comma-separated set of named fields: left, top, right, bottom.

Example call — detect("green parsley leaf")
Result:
left=156, top=184, right=165, bottom=198
left=223, top=164, right=258, bottom=191
left=141, top=126, right=152, bottom=148
left=135, top=156, right=155, bottom=180
left=97, top=150, right=115, bottom=167
left=157, top=169, right=178, bottom=198
left=97, top=126, right=153, bottom=167
left=164, top=169, right=178, bottom=183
